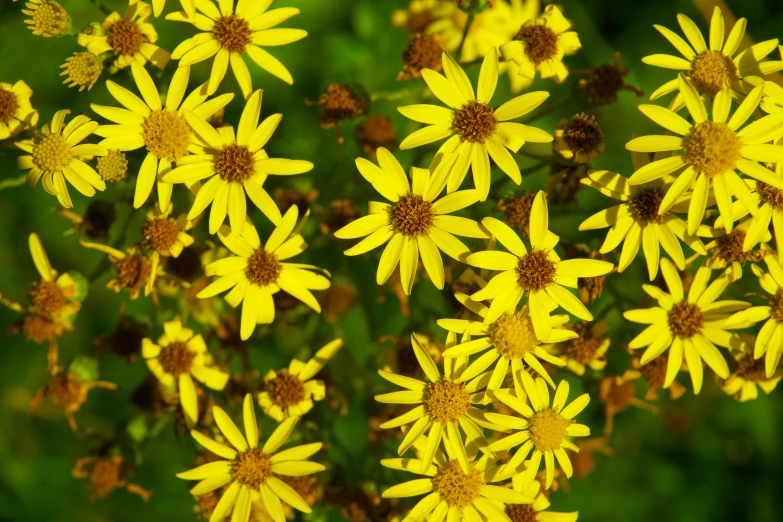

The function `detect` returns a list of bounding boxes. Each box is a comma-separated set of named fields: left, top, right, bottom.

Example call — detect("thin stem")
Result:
left=0, top=175, right=26, bottom=191
left=90, top=0, right=112, bottom=16
left=456, top=13, right=475, bottom=60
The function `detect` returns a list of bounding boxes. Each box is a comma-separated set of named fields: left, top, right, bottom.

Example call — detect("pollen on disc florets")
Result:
left=690, top=50, right=738, bottom=96
left=157, top=341, right=195, bottom=377
left=489, top=310, right=539, bottom=359
left=142, top=109, right=192, bottom=161
left=756, top=182, right=783, bottom=211
left=497, top=192, right=536, bottom=237
left=246, top=250, right=282, bottom=287
left=768, top=289, right=783, bottom=324
left=106, top=19, right=144, bottom=56
left=431, top=460, right=482, bottom=508
left=516, top=249, right=557, bottom=292
left=97, top=150, right=128, bottom=182
left=141, top=218, right=179, bottom=255
left=215, top=143, right=255, bottom=183
left=529, top=407, right=573, bottom=452
left=231, top=449, right=272, bottom=489
left=27, top=0, right=70, bottom=37
left=266, top=370, right=306, bottom=407
left=388, top=193, right=434, bottom=237
left=715, top=229, right=765, bottom=264
left=32, top=133, right=72, bottom=172
left=424, top=379, right=470, bottom=423
left=212, top=15, right=253, bottom=54
left=62, top=52, right=101, bottom=91
left=628, top=186, right=665, bottom=224
left=398, top=33, right=445, bottom=80
left=667, top=301, right=703, bottom=339
left=0, top=87, right=19, bottom=124
left=516, top=21, right=559, bottom=65
left=506, top=504, right=538, bottom=522
left=683, top=120, right=742, bottom=177
left=452, top=100, right=497, bottom=143
left=29, top=280, right=66, bottom=314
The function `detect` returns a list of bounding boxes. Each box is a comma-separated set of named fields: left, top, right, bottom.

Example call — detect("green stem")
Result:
left=0, top=175, right=26, bottom=191
left=90, top=0, right=112, bottom=16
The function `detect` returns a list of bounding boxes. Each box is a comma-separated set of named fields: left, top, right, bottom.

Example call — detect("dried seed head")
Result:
left=231, top=449, right=272, bottom=489
left=388, top=193, right=434, bottom=237
left=245, top=250, right=282, bottom=286
left=212, top=15, right=252, bottom=54
left=489, top=310, right=539, bottom=359
left=141, top=217, right=179, bottom=255
left=265, top=369, right=306, bottom=407
left=452, top=100, right=497, bottom=143
left=48, top=372, right=88, bottom=411
left=29, top=280, right=66, bottom=314
left=556, top=113, right=604, bottom=161
left=529, top=407, right=573, bottom=452
left=142, top=109, right=192, bottom=161
left=97, top=150, right=128, bottom=182
left=424, top=379, right=470, bottom=423
left=628, top=186, right=665, bottom=224
left=516, top=22, right=559, bottom=65
left=398, top=33, right=445, bottom=80
left=506, top=504, right=538, bottom=522
left=82, top=456, right=123, bottom=499
left=23, top=313, right=57, bottom=343
left=26, top=0, right=70, bottom=37
left=757, top=182, right=783, bottom=211
left=106, top=19, right=144, bottom=56
left=216, top=143, right=255, bottom=183
left=32, top=133, right=72, bottom=172
left=639, top=355, right=668, bottom=388
left=683, top=120, right=742, bottom=177
left=565, top=323, right=602, bottom=364
left=578, top=52, right=643, bottom=106
left=431, top=460, right=482, bottom=508
left=318, top=83, right=370, bottom=125
left=113, top=251, right=151, bottom=294
left=496, top=192, right=536, bottom=236
left=516, top=249, right=557, bottom=292
left=715, top=229, right=765, bottom=264
left=166, top=246, right=203, bottom=282
left=355, top=115, right=396, bottom=160
left=0, top=87, right=19, bottom=124
left=157, top=341, right=195, bottom=377
left=690, top=50, right=738, bottom=96
left=667, top=301, right=703, bottom=339
left=61, top=52, right=101, bottom=91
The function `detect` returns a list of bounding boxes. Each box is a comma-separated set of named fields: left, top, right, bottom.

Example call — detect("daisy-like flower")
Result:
left=0, top=80, right=38, bottom=140
left=485, top=373, right=590, bottom=489
left=26, top=233, right=81, bottom=322
left=397, top=49, right=553, bottom=200
left=198, top=207, right=330, bottom=341
left=16, top=110, right=107, bottom=209
left=167, top=0, right=308, bottom=97
left=505, top=479, right=578, bottom=522
left=500, top=5, right=581, bottom=84
left=696, top=217, right=770, bottom=282
left=381, top=429, right=533, bottom=522
left=80, top=242, right=155, bottom=300
left=258, top=339, right=343, bottom=421
left=130, top=0, right=195, bottom=18
left=623, top=258, right=747, bottom=394
left=643, top=7, right=783, bottom=106
left=142, top=319, right=228, bottom=427
left=726, top=256, right=783, bottom=378
left=60, top=52, right=102, bottom=92
left=467, top=191, right=614, bottom=339
left=91, top=63, right=234, bottom=210
left=334, top=147, right=485, bottom=295
left=375, top=333, right=502, bottom=472
left=177, top=395, right=324, bottom=522
left=77, top=2, right=170, bottom=71
left=22, top=0, right=70, bottom=38
left=163, top=89, right=312, bottom=235
left=551, top=320, right=611, bottom=377
left=625, top=76, right=783, bottom=235
left=728, top=175, right=783, bottom=259
left=721, top=334, right=782, bottom=402
left=140, top=204, right=195, bottom=295
left=579, top=151, right=707, bottom=280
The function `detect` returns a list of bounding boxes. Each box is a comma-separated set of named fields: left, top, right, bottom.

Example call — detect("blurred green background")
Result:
left=1, top=0, right=782, bottom=521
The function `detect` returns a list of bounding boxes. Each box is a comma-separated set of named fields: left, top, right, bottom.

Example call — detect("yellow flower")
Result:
left=723, top=173, right=783, bottom=259
left=142, top=319, right=229, bottom=426
left=626, top=76, right=783, bottom=235
left=22, top=0, right=70, bottom=38
left=177, top=395, right=324, bottom=522
left=381, top=429, right=533, bottom=521
left=697, top=217, right=770, bottom=282
left=167, top=0, right=308, bottom=97
left=130, top=0, right=195, bottom=18
left=258, top=339, right=343, bottom=421
left=60, top=52, right=102, bottom=92
left=500, top=5, right=581, bottom=84
left=485, top=374, right=590, bottom=489
left=0, top=80, right=39, bottom=140
left=198, top=207, right=330, bottom=341
left=643, top=7, right=783, bottom=105
left=375, top=333, right=503, bottom=472
left=398, top=49, right=553, bottom=200
left=721, top=334, right=782, bottom=402
left=624, top=259, right=747, bottom=394
left=91, top=62, right=234, bottom=210
left=163, top=89, right=312, bottom=235
left=77, top=2, right=170, bottom=71
left=27, top=232, right=81, bottom=321
left=467, top=191, right=614, bottom=340
left=550, top=320, right=611, bottom=377
left=334, top=147, right=485, bottom=295
left=16, top=110, right=107, bottom=209
left=579, top=151, right=707, bottom=280
left=79, top=242, right=155, bottom=300
left=506, top=479, right=578, bottom=522
left=140, top=204, right=195, bottom=295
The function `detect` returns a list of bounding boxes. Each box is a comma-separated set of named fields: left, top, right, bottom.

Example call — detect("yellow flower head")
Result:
left=485, top=374, right=590, bottom=489
left=91, top=63, right=234, bottom=210
left=130, top=0, right=195, bottom=18
left=167, top=0, right=308, bottom=97
left=16, top=110, right=107, bottom=209
left=506, top=479, right=579, bottom=522
left=467, top=191, right=614, bottom=340
left=27, top=233, right=81, bottom=320
left=22, top=0, right=70, bottom=38
left=624, top=259, right=748, bottom=394
left=699, top=216, right=770, bottom=282
left=140, top=204, right=195, bottom=295
left=142, top=319, right=229, bottom=427
left=335, top=147, right=486, bottom=295
left=721, top=170, right=783, bottom=260
left=552, top=320, right=611, bottom=377
left=177, top=395, right=324, bottom=522
left=500, top=5, right=581, bottom=84
left=721, top=334, right=782, bottom=402
left=163, top=89, right=312, bottom=236
left=398, top=49, right=553, bottom=200
left=198, top=206, right=330, bottom=341
left=258, top=339, right=343, bottom=421
left=0, top=80, right=39, bottom=140
left=626, top=77, right=783, bottom=235
left=60, top=53, right=102, bottom=92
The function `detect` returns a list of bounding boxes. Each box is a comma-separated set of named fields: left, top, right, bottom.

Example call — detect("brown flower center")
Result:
left=97, top=150, right=128, bottom=182
left=757, top=182, right=783, bottom=211
left=628, top=186, right=665, bottom=224
left=142, top=217, right=180, bottom=255
left=529, top=407, right=573, bottom=452
left=216, top=143, right=255, bottom=183
left=452, top=100, right=497, bottom=143
left=318, top=83, right=370, bottom=125
left=497, top=192, right=536, bottom=237
left=30, top=0, right=69, bottom=37
left=516, top=22, right=559, bottom=65
left=506, top=504, right=538, bottom=522
left=667, top=301, right=703, bottom=339
left=715, top=229, right=765, bottom=264
left=516, top=250, right=557, bottom=292
left=768, top=289, right=783, bottom=325
left=157, top=341, right=195, bottom=377
left=142, top=109, right=192, bottom=161
left=231, top=449, right=272, bottom=489
left=106, top=19, right=144, bottom=56
left=431, top=460, right=482, bottom=508
left=735, top=355, right=768, bottom=382
left=577, top=53, right=642, bottom=106
left=690, top=50, right=738, bottom=96
left=489, top=310, right=539, bottom=359
left=245, top=250, right=282, bottom=286
left=23, top=313, right=57, bottom=343
left=640, top=355, right=668, bottom=388
left=32, top=133, right=72, bottom=172
left=29, top=280, right=66, bottom=314
left=114, top=253, right=151, bottom=292
left=398, top=33, right=445, bottom=80
left=49, top=372, right=87, bottom=410
left=424, top=379, right=470, bottom=423
left=0, top=87, right=19, bottom=124
left=212, top=15, right=252, bottom=53
left=683, top=120, right=742, bottom=177
left=560, top=113, right=603, bottom=154
left=566, top=324, right=602, bottom=365
left=387, top=193, right=434, bottom=237
left=265, top=370, right=306, bottom=407
left=86, top=457, right=123, bottom=499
